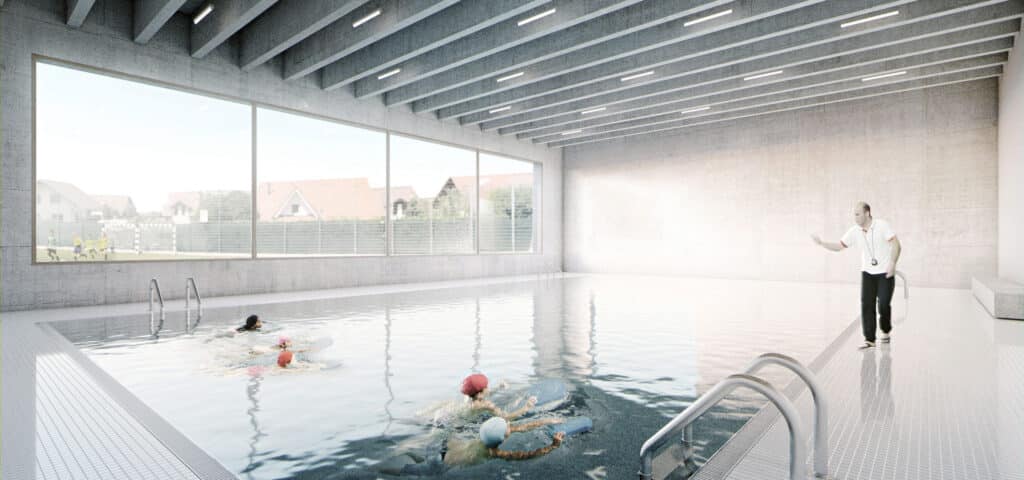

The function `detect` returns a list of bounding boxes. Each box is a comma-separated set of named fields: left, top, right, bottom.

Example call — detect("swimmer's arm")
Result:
left=502, top=396, right=538, bottom=420
left=509, top=417, right=562, bottom=433
left=472, top=399, right=505, bottom=417
left=488, top=432, right=564, bottom=460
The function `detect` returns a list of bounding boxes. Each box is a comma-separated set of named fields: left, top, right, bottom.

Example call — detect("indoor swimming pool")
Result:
left=49, top=275, right=862, bottom=479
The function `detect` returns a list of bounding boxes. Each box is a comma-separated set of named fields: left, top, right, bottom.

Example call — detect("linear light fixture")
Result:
left=193, top=4, right=214, bottom=24
left=561, top=129, right=583, bottom=135
left=840, top=10, right=899, bottom=28
left=743, top=70, right=784, bottom=81
left=377, top=68, right=401, bottom=80
left=620, top=71, right=655, bottom=82
left=580, top=107, right=606, bottom=115
left=496, top=71, right=525, bottom=83
left=680, top=106, right=711, bottom=114
left=862, top=71, right=907, bottom=82
left=518, top=8, right=557, bottom=26
left=353, top=9, right=382, bottom=28
left=489, top=106, right=512, bottom=114
left=683, top=9, right=733, bottom=27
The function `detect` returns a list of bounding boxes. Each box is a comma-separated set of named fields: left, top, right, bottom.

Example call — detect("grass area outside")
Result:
left=34, top=247, right=247, bottom=263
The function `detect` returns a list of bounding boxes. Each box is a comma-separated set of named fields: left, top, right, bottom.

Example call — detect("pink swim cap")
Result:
left=278, top=335, right=291, bottom=347
left=461, top=373, right=488, bottom=397
left=277, top=350, right=293, bottom=368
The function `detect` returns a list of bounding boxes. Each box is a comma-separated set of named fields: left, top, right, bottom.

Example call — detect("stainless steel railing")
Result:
left=639, top=374, right=806, bottom=480
left=185, top=277, right=202, bottom=333
left=744, top=353, right=829, bottom=478
left=639, top=353, right=829, bottom=480
left=895, top=270, right=908, bottom=299
left=149, top=278, right=165, bottom=335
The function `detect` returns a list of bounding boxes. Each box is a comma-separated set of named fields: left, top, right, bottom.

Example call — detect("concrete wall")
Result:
left=563, top=80, right=999, bottom=289
left=999, top=41, right=1024, bottom=284
left=0, top=0, right=563, bottom=311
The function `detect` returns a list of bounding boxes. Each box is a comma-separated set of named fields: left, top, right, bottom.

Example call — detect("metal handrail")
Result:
left=185, top=277, right=203, bottom=333
left=149, top=278, right=165, bottom=336
left=149, top=278, right=164, bottom=313
left=895, top=270, right=908, bottom=299
left=744, top=353, right=829, bottom=479
left=639, top=374, right=806, bottom=480
left=186, top=277, right=202, bottom=313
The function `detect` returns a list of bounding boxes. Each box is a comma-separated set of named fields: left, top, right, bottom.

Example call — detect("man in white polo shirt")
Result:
left=812, top=202, right=902, bottom=349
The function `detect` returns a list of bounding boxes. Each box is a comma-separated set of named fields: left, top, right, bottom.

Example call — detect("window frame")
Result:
left=30, top=55, right=542, bottom=265
left=477, top=152, right=542, bottom=255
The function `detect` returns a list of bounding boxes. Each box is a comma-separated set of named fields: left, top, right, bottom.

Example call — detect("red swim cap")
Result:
left=461, top=373, right=488, bottom=397
left=277, top=350, right=294, bottom=368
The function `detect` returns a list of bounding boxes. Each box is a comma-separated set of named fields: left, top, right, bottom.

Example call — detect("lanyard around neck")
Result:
left=862, top=224, right=877, bottom=262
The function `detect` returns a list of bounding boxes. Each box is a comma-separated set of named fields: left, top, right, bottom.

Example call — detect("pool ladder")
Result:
left=185, top=277, right=203, bottom=332
left=639, top=353, right=830, bottom=480
left=149, top=278, right=165, bottom=335
left=895, top=270, right=909, bottom=299
left=147, top=278, right=203, bottom=335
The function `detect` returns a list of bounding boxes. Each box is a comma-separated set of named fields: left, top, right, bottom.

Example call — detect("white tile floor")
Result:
left=2, top=319, right=204, bottom=480
left=696, top=286, right=1024, bottom=480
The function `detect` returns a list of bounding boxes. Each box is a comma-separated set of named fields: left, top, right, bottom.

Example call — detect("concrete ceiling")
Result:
left=66, top=0, right=1023, bottom=148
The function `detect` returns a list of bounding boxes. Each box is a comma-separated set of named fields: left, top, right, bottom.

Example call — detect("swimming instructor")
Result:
left=812, top=202, right=902, bottom=349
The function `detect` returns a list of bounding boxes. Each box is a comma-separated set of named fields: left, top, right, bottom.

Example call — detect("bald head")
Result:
left=854, top=202, right=872, bottom=227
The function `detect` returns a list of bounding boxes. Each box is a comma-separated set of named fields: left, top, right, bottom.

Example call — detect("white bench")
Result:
left=972, top=276, right=1024, bottom=320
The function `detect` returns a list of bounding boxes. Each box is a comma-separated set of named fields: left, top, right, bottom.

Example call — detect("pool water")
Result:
left=54, top=275, right=857, bottom=479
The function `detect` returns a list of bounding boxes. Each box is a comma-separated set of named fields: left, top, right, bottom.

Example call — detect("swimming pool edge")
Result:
left=36, top=322, right=239, bottom=480
left=689, top=314, right=862, bottom=480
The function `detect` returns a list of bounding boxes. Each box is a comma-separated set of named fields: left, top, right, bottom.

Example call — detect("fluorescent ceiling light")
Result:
left=518, top=8, right=557, bottom=26
left=377, top=68, right=401, bottom=80
left=561, top=129, right=583, bottom=135
left=683, top=9, right=733, bottom=27
left=862, top=71, right=907, bottom=82
left=680, top=106, right=711, bottom=114
left=744, top=70, right=784, bottom=81
left=193, top=4, right=214, bottom=24
left=496, top=71, right=525, bottom=83
left=840, top=10, right=899, bottom=28
left=620, top=71, right=655, bottom=82
left=489, top=106, right=512, bottom=114
left=353, top=9, right=382, bottom=28
left=580, top=107, right=606, bottom=115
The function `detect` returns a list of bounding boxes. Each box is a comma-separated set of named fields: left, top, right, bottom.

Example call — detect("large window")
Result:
left=256, top=108, right=386, bottom=256
left=479, top=153, right=538, bottom=253
left=33, top=61, right=541, bottom=263
left=389, top=135, right=477, bottom=255
left=35, top=62, right=251, bottom=262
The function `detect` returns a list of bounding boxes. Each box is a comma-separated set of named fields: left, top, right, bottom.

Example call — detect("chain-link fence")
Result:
left=37, top=215, right=533, bottom=258
left=257, top=220, right=386, bottom=256
left=479, top=215, right=535, bottom=253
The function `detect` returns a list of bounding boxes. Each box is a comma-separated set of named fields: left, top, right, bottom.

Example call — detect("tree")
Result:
left=198, top=190, right=252, bottom=222
left=487, top=185, right=533, bottom=218
left=433, top=188, right=469, bottom=218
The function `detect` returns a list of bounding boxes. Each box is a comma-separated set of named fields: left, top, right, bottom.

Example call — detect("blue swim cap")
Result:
left=479, top=417, right=508, bottom=448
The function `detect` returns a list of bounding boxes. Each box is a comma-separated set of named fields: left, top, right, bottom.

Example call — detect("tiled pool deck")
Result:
left=696, top=285, right=1024, bottom=480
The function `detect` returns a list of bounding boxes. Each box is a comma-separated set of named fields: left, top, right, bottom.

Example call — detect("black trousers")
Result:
left=861, top=271, right=895, bottom=342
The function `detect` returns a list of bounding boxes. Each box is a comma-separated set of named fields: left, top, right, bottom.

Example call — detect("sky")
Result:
left=35, top=62, right=535, bottom=213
